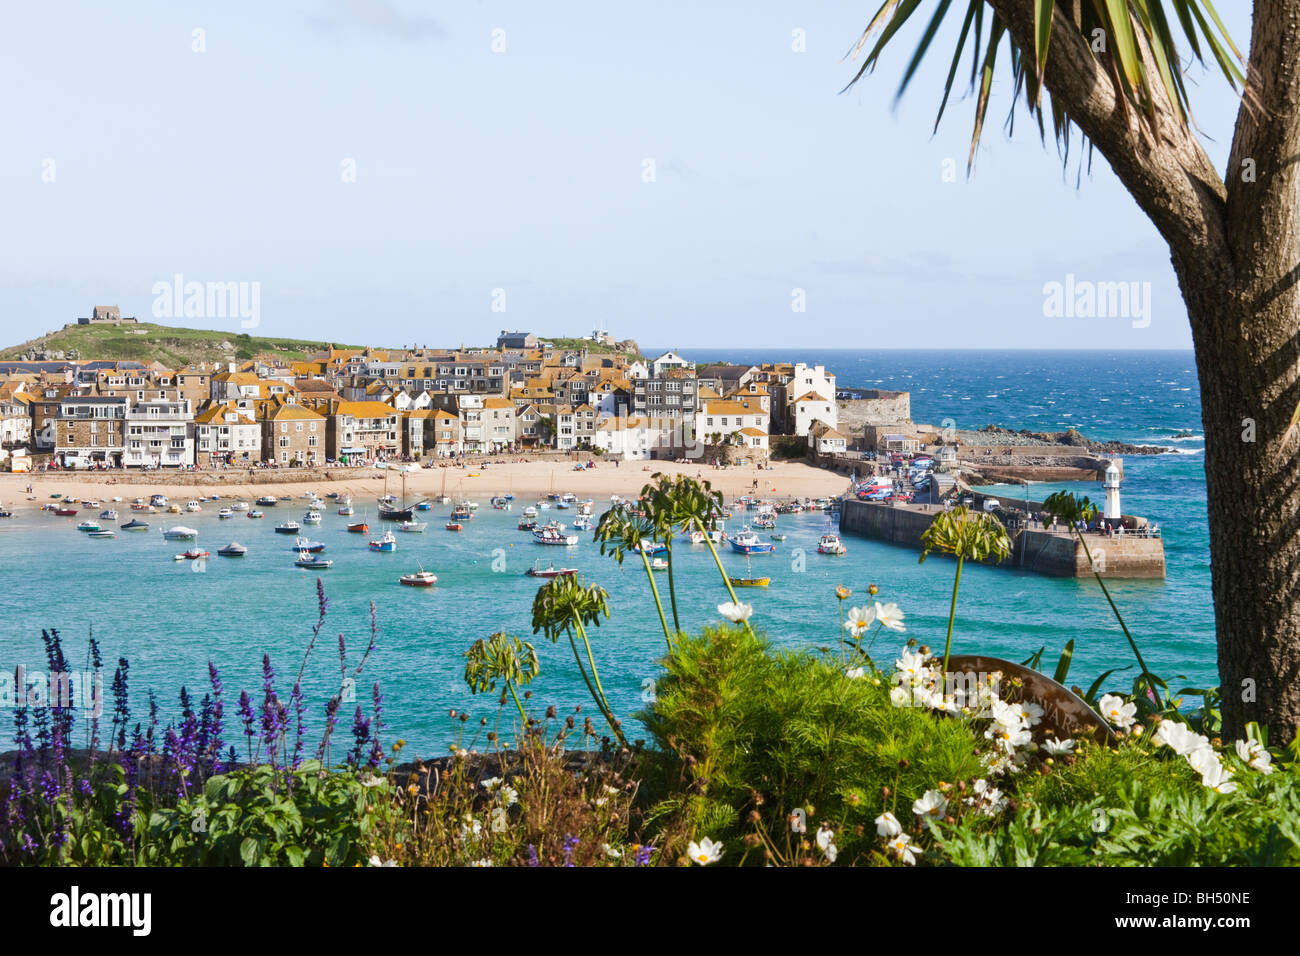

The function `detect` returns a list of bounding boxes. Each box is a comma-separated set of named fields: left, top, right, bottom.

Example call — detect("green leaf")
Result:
left=239, top=836, right=261, bottom=867
left=1053, top=639, right=1075, bottom=684
left=1032, top=0, right=1055, bottom=91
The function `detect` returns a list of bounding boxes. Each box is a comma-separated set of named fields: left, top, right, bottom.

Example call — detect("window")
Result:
left=295, top=423, right=303, bottom=433
left=281, top=422, right=288, bottom=433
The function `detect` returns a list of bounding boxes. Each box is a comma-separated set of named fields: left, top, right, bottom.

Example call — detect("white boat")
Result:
left=338, top=504, right=355, bottom=516
left=162, top=526, right=199, bottom=541
left=218, top=508, right=234, bottom=519
left=533, top=522, right=579, bottom=546
left=99, top=509, right=118, bottom=521
left=572, top=515, right=594, bottom=531
left=650, top=557, right=669, bottom=571
left=150, top=494, right=169, bottom=508
left=817, top=533, right=847, bottom=556
left=522, top=505, right=538, bottom=518
left=397, top=520, right=427, bottom=533
left=399, top=569, right=438, bottom=587
left=232, top=501, right=250, bottom=511
left=217, top=542, right=248, bottom=557
left=275, top=521, right=301, bottom=534
left=689, top=527, right=725, bottom=545
left=295, top=550, right=333, bottom=569
left=303, top=510, right=322, bottom=525
left=185, top=501, right=202, bottom=513
left=369, top=530, right=398, bottom=552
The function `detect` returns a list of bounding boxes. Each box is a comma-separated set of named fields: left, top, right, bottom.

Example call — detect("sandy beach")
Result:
left=0, top=458, right=850, bottom=514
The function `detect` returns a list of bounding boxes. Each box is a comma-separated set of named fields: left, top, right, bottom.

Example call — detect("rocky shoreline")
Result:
left=965, top=424, right=1173, bottom=456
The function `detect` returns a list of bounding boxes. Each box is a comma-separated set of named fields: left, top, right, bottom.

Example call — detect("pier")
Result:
left=838, top=498, right=1166, bottom=579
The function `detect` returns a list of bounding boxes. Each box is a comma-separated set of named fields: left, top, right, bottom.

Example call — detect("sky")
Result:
left=0, top=1, right=1252, bottom=350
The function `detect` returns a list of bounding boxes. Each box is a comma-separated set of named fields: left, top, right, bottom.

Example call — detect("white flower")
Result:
left=816, top=824, right=838, bottom=862
left=490, top=806, right=508, bottom=833
left=458, top=815, right=483, bottom=842
left=845, top=666, right=866, bottom=679
left=872, top=602, right=906, bottom=632
left=603, top=843, right=622, bottom=859
left=717, top=601, right=753, bottom=623
left=359, top=773, right=386, bottom=788
left=844, top=605, right=875, bottom=637
left=687, top=836, right=724, bottom=865
left=912, top=789, right=948, bottom=819
left=1234, top=739, right=1274, bottom=774
left=1041, top=737, right=1075, bottom=756
left=367, top=854, right=397, bottom=867
left=1097, top=694, right=1137, bottom=730
left=479, top=776, right=503, bottom=790
left=1014, top=700, right=1045, bottom=727
left=889, top=686, right=909, bottom=708
left=470, top=858, right=494, bottom=867
left=985, top=721, right=1033, bottom=754
left=889, top=833, right=918, bottom=865
left=895, top=649, right=930, bottom=685
left=1197, top=757, right=1237, bottom=794
left=1153, top=720, right=1210, bottom=757
left=875, top=811, right=902, bottom=838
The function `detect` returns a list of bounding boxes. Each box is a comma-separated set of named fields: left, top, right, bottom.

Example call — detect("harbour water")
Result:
left=0, top=350, right=1212, bottom=756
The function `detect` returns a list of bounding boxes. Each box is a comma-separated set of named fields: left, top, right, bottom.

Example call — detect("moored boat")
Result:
left=256, top=495, right=278, bottom=506
left=526, top=560, right=577, bottom=578
left=817, top=533, right=847, bottom=556
left=99, top=509, right=118, bottom=521
left=399, top=569, right=438, bottom=587
left=347, top=521, right=369, bottom=533
left=120, top=519, right=150, bottom=531
left=162, top=526, right=199, bottom=541
left=295, top=550, right=333, bottom=569
left=274, top=521, right=301, bottom=535
left=248, top=510, right=265, bottom=519
left=76, top=520, right=101, bottom=532
left=302, top=510, right=322, bottom=525
left=88, top=529, right=116, bottom=539
left=368, top=530, right=398, bottom=552
left=217, top=542, right=248, bottom=557
left=533, top=523, right=579, bottom=546
left=397, top=520, right=427, bottom=533
left=293, top=537, right=326, bottom=553
left=173, top=549, right=209, bottom=561
left=728, top=528, right=776, bottom=554
left=445, top=521, right=464, bottom=532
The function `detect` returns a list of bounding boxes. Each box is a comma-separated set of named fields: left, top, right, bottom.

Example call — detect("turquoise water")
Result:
left=0, top=350, right=1212, bottom=756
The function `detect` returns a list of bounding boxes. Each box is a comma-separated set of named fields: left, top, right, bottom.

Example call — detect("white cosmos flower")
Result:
left=1097, top=694, right=1137, bottom=730
left=845, top=667, right=866, bottom=679
left=875, top=811, right=902, bottom=838
left=986, top=722, right=1033, bottom=754
left=687, top=837, right=724, bottom=865
left=844, top=605, right=875, bottom=637
left=1197, top=757, right=1237, bottom=794
left=470, top=858, right=494, bottom=867
left=1234, top=739, right=1274, bottom=774
left=1153, top=720, right=1210, bottom=757
left=603, top=843, right=622, bottom=859
left=889, top=686, right=909, bottom=708
left=889, top=833, right=918, bottom=865
left=873, top=602, right=906, bottom=632
left=717, top=601, right=753, bottom=623
left=1014, top=700, right=1045, bottom=727
left=895, top=649, right=929, bottom=685
left=912, top=789, right=948, bottom=819
left=1041, top=737, right=1075, bottom=756
left=368, top=855, right=398, bottom=867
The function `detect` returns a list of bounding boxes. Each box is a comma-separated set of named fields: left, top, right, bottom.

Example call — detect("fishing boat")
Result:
left=131, top=502, right=157, bottom=513
left=522, top=505, right=538, bottom=518
left=274, top=521, right=301, bottom=535
left=295, top=550, right=333, bottom=569
left=377, top=466, right=426, bottom=521
left=256, top=495, right=278, bottom=506
left=572, top=515, right=594, bottom=531
left=399, top=566, right=438, bottom=587
left=517, top=515, right=537, bottom=530
left=650, top=557, right=669, bottom=571
left=755, top=513, right=777, bottom=530
left=633, top=539, right=667, bottom=556
left=450, top=503, right=473, bottom=520
left=817, top=533, right=847, bottom=556
left=302, top=510, right=322, bottom=525
left=490, top=496, right=511, bottom=510
left=368, top=530, right=398, bottom=552
left=728, top=528, right=776, bottom=555
left=217, top=542, right=248, bottom=557
left=347, top=521, right=369, bottom=534
left=688, top=527, right=725, bottom=545
left=533, top=523, right=579, bottom=546
left=185, top=500, right=203, bottom=513
left=248, top=510, right=265, bottom=519
left=293, top=537, right=326, bottom=553
left=173, top=549, right=209, bottom=561
left=162, top=526, right=199, bottom=541
left=150, top=494, right=169, bottom=508
left=76, top=520, right=101, bottom=532
left=445, top=521, right=464, bottom=532
left=120, top=519, right=149, bottom=531
left=397, top=519, right=427, bottom=533
left=99, top=509, right=118, bottom=521
left=218, top=508, right=234, bottom=519
left=82, top=499, right=100, bottom=509
left=338, top=502, right=355, bottom=516
left=770, top=533, right=787, bottom=542
left=525, top=559, right=577, bottom=578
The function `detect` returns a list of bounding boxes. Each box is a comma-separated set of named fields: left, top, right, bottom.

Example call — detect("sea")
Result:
left=0, top=350, right=1211, bottom=757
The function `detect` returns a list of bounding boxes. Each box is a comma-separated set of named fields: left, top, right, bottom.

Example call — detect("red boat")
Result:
left=55, top=507, right=78, bottom=516
left=445, top=522, right=463, bottom=532
left=347, top=522, right=369, bottom=533
left=173, top=550, right=210, bottom=561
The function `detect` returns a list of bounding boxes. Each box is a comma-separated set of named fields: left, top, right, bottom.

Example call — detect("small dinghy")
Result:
left=120, top=519, right=150, bottom=531
left=295, top=550, right=333, bottom=569
left=174, top=549, right=209, bottom=561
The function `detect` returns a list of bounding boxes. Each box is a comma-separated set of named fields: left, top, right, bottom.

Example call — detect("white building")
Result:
left=651, top=350, right=693, bottom=376
left=695, top=398, right=769, bottom=446
left=194, top=402, right=260, bottom=465
left=124, top=399, right=194, bottom=468
left=787, top=363, right=838, bottom=436
left=593, top=414, right=657, bottom=459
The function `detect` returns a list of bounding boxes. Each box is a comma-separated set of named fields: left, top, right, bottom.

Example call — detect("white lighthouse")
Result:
left=1103, top=458, right=1123, bottom=520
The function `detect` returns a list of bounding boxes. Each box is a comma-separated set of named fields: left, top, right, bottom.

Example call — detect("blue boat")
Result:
left=633, top=539, right=667, bottom=556
left=728, top=528, right=776, bottom=554
left=415, top=502, right=432, bottom=511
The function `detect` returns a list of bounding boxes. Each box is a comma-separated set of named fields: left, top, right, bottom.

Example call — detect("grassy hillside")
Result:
left=2, top=323, right=348, bottom=366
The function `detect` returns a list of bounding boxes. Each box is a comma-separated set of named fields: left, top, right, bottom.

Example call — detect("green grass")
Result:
left=2, top=323, right=353, bottom=367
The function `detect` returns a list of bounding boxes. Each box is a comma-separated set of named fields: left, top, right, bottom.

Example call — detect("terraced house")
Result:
left=193, top=402, right=260, bottom=466
left=123, top=398, right=194, bottom=468
left=327, top=400, right=401, bottom=461
left=262, top=403, right=324, bottom=466
left=56, top=395, right=127, bottom=468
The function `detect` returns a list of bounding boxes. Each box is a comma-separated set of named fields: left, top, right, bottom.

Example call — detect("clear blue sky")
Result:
left=0, top=1, right=1250, bottom=349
